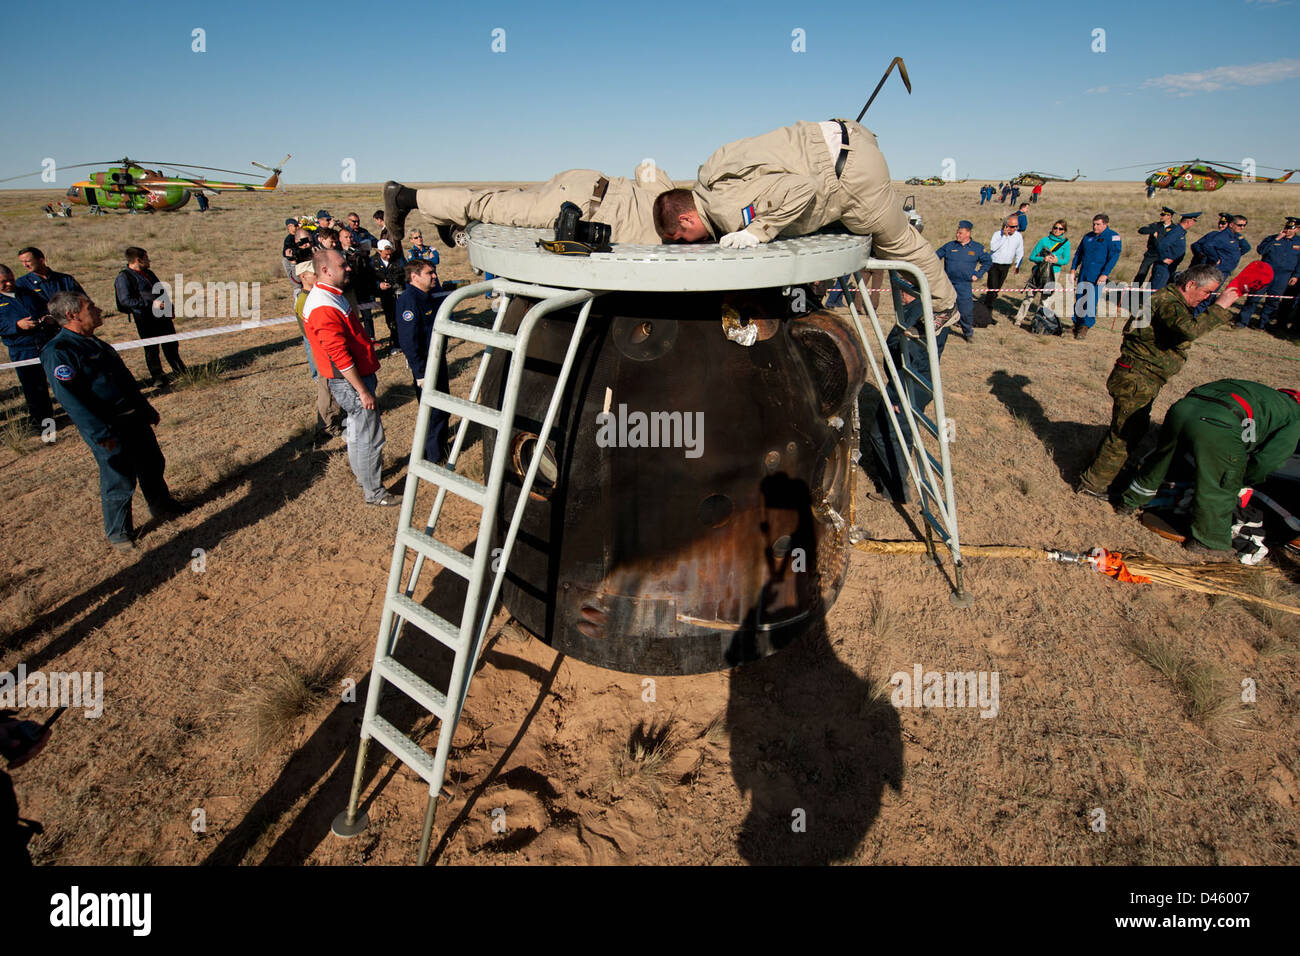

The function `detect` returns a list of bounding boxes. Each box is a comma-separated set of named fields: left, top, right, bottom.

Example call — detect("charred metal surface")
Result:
left=483, top=288, right=863, bottom=675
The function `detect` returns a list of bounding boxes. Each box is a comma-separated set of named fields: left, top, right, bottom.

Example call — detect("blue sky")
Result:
left=3, top=0, right=1298, bottom=187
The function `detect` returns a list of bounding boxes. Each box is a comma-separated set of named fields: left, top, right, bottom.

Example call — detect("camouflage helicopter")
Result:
left=1115, top=159, right=1295, bottom=193
left=0, top=155, right=290, bottom=211
left=905, top=176, right=947, bottom=186
left=1010, top=170, right=1081, bottom=187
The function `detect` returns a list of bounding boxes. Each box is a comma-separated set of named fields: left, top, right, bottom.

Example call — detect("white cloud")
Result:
left=1143, top=58, right=1300, bottom=95
left=1085, top=85, right=1111, bottom=94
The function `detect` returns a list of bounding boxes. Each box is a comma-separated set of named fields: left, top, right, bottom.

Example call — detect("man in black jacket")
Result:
left=370, top=239, right=405, bottom=348
left=341, top=228, right=378, bottom=340
left=113, top=247, right=186, bottom=387
left=1133, top=207, right=1175, bottom=285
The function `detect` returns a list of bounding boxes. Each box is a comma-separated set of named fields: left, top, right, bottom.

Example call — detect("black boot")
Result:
left=383, top=181, right=417, bottom=243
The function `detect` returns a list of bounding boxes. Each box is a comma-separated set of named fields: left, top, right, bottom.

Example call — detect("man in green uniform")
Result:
left=1119, top=380, right=1300, bottom=558
left=1076, top=265, right=1240, bottom=498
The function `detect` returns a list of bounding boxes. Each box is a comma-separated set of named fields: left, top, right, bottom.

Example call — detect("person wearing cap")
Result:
left=1117, top=379, right=1300, bottom=559
left=935, top=220, right=991, bottom=341
left=1237, top=218, right=1300, bottom=329
left=1133, top=207, right=1175, bottom=284
left=293, top=260, right=344, bottom=444
left=1191, top=214, right=1250, bottom=278
left=383, top=161, right=675, bottom=252
left=370, top=238, right=406, bottom=349
left=1077, top=264, right=1240, bottom=499
left=1148, top=211, right=1200, bottom=290
left=302, top=249, right=398, bottom=506
left=650, top=120, right=958, bottom=322
left=1069, top=213, right=1122, bottom=339
left=316, top=210, right=335, bottom=233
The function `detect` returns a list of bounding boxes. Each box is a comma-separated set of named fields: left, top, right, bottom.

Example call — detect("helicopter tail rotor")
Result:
left=252, top=154, right=291, bottom=189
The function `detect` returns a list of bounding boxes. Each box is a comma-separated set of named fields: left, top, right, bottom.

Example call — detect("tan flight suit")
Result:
left=690, top=120, right=956, bottom=311
left=414, top=163, right=674, bottom=245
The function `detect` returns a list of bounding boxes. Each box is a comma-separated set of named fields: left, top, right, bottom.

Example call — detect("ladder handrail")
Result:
left=843, top=261, right=963, bottom=568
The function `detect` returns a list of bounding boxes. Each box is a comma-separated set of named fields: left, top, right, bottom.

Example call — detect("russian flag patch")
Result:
left=740, top=204, right=756, bottom=227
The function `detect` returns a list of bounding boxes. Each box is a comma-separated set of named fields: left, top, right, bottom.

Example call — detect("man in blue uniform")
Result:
left=0, top=265, right=57, bottom=431
left=1069, top=213, right=1122, bottom=339
left=40, top=292, right=183, bottom=552
left=1133, top=207, right=1174, bottom=284
left=935, top=220, right=991, bottom=342
left=1191, top=214, right=1250, bottom=276
left=15, top=247, right=84, bottom=304
left=1237, top=217, right=1300, bottom=329
left=1148, top=212, right=1200, bottom=290
left=394, top=260, right=450, bottom=465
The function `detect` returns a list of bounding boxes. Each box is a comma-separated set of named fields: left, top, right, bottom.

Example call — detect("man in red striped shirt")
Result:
left=303, top=249, right=399, bottom=505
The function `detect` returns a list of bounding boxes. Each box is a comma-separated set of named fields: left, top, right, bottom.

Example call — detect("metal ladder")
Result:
left=842, top=261, right=971, bottom=606
left=333, top=277, right=598, bottom=863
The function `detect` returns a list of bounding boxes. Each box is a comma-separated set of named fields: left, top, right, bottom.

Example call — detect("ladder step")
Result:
left=386, top=592, right=468, bottom=652
left=409, top=458, right=488, bottom=506
left=434, top=321, right=518, bottom=351
left=397, top=527, right=475, bottom=580
left=423, top=391, right=503, bottom=429
left=365, top=714, right=440, bottom=786
left=375, top=655, right=450, bottom=717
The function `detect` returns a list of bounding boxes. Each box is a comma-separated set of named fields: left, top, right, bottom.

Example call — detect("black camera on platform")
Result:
left=553, top=202, right=612, bottom=251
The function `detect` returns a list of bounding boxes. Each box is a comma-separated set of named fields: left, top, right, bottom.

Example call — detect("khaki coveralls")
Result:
left=689, top=120, right=957, bottom=312
left=415, top=163, right=674, bottom=246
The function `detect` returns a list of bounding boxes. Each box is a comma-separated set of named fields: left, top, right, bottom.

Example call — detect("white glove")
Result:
left=720, top=230, right=761, bottom=250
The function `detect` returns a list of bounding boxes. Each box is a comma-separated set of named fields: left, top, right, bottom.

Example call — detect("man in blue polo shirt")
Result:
left=0, top=264, right=57, bottom=432
left=1070, top=213, right=1122, bottom=340
left=394, top=259, right=450, bottom=465
left=15, top=247, right=84, bottom=304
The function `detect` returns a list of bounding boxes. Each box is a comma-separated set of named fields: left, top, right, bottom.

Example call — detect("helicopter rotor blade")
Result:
left=0, top=160, right=143, bottom=184
left=251, top=154, right=292, bottom=174
left=134, top=161, right=262, bottom=178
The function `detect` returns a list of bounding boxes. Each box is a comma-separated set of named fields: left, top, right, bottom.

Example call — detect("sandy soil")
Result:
left=1, top=180, right=1297, bottom=865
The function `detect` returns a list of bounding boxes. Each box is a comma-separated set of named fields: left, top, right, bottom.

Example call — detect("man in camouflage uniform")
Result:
left=1076, top=265, right=1241, bottom=498
left=1118, top=380, right=1300, bottom=558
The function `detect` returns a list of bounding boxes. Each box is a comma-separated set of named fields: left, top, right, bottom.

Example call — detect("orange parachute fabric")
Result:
left=1088, top=547, right=1151, bottom=584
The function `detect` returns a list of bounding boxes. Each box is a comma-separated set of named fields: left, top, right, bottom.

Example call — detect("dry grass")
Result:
left=1128, top=633, right=1241, bottom=729
left=236, top=646, right=353, bottom=754
left=0, top=416, right=35, bottom=456
left=607, top=713, right=687, bottom=800
left=173, top=358, right=227, bottom=390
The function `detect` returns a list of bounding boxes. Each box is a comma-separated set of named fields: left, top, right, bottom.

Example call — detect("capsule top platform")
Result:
left=465, top=223, right=873, bottom=292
